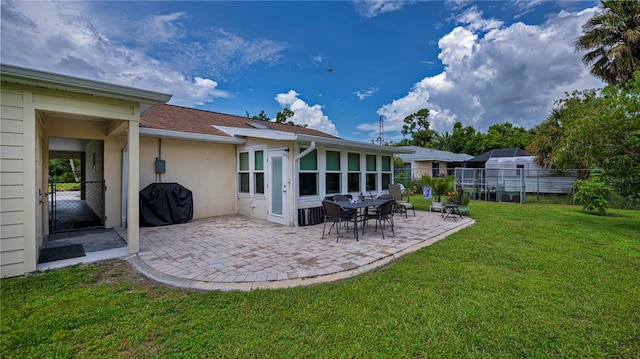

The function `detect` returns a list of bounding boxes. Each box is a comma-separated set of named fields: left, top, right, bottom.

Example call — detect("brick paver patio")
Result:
left=127, top=210, right=474, bottom=291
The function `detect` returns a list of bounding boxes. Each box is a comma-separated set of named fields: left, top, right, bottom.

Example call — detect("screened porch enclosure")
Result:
left=455, top=168, right=581, bottom=204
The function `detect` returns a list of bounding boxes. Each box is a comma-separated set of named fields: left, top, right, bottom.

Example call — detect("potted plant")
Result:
left=456, top=191, right=471, bottom=215
left=432, top=176, right=454, bottom=201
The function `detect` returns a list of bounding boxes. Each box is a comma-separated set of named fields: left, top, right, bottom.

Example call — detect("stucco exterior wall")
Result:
left=139, top=137, right=237, bottom=219
left=409, top=160, right=449, bottom=178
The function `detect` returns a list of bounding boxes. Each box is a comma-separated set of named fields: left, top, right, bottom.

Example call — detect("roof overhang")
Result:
left=296, top=134, right=414, bottom=154
left=213, top=125, right=414, bottom=154
left=213, top=125, right=298, bottom=141
left=140, top=127, right=246, bottom=144
left=0, top=63, right=172, bottom=114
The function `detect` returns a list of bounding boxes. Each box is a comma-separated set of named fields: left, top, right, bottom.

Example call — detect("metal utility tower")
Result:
left=378, top=115, right=384, bottom=145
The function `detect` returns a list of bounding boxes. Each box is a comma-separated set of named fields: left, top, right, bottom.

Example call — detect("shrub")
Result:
left=574, top=168, right=613, bottom=215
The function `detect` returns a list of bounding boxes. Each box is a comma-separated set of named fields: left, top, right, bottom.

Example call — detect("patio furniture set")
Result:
left=322, top=184, right=466, bottom=242
left=321, top=196, right=396, bottom=242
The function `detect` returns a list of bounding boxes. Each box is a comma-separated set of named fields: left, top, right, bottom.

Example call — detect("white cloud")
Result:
left=147, top=12, right=188, bottom=42
left=275, top=90, right=339, bottom=136
left=369, top=5, right=604, bottom=140
left=457, top=7, right=504, bottom=32
left=510, top=0, right=546, bottom=12
left=353, top=87, right=379, bottom=101
left=311, top=54, right=325, bottom=65
left=350, top=0, right=414, bottom=18
left=437, top=27, right=478, bottom=66
left=0, top=1, right=286, bottom=107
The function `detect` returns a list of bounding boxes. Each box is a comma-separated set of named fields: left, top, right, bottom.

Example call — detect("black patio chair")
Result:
left=362, top=199, right=395, bottom=239
left=322, top=200, right=357, bottom=242
left=332, top=195, right=357, bottom=231
left=363, top=194, right=393, bottom=221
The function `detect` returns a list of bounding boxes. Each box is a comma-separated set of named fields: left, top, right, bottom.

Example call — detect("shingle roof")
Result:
left=467, top=148, right=532, bottom=163
left=141, top=104, right=340, bottom=139
left=395, top=146, right=473, bottom=162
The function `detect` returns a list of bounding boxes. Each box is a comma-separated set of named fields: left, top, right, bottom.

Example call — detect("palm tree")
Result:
left=431, top=132, right=454, bottom=152
left=575, top=0, right=640, bottom=85
left=527, top=108, right=565, bottom=169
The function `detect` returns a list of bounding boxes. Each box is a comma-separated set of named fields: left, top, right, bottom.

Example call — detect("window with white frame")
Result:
left=325, top=150, right=341, bottom=194
left=347, top=152, right=360, bottom=193
left=238, top=152, right=250, bottom=193
left=299, top=147, right=318, bottom=196
left=238, top=149, right=265, bottom=195
left=365, top=154, right=377, bottom=191
left=381, top=155, right=391, bottom=190
left=254, top=150, right=264, bottom=194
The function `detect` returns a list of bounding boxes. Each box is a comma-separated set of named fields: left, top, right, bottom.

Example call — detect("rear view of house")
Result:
left=139, top=104, right=412, bottom=226
left=1, top=64, right=412, bottom=278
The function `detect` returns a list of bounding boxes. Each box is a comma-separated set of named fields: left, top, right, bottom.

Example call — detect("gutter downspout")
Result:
left=294, top=141, right=316, bottom=162
left=121, top=142, right=129, bottom=228
left=292, top=141, right=316, bottom=227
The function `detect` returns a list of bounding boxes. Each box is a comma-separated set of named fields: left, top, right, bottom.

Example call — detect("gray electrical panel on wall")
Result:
left=155, top=159, right=166, bottom=174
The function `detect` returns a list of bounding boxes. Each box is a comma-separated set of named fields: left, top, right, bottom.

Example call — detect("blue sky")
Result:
left=1, top=1, right=604, bottom=143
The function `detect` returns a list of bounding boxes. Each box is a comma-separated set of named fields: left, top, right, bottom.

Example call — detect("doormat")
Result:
left=38, top=244, right=86, bottom=263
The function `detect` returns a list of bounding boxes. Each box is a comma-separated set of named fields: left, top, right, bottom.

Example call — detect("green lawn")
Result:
left=2, top=202, right=639, bottom=358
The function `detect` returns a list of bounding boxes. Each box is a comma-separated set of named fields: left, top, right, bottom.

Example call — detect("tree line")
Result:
left=395, top=111, right=534, bottom=157
left=399, top=0, right=640, bottom=205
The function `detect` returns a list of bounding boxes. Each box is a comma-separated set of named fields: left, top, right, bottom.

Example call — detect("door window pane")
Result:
left=271, top=156, right=283, bottom=215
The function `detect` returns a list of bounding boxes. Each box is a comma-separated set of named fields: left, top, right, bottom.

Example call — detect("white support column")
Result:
left=127, top=121, right=140, bottom=253
left=22, top=91, right=37, bottom=273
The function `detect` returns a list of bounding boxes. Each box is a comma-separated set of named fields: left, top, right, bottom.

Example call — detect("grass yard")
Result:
left=2, top=201, right=639, bottom=358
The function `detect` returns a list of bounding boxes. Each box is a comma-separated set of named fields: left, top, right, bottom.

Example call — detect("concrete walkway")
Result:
left=127, top=210, right=474, bottom=291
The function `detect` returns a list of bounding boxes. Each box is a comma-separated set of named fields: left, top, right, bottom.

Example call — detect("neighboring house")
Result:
left=395, top=146, right=472, bottom=179
left=0, top=64, right=412, bottom=278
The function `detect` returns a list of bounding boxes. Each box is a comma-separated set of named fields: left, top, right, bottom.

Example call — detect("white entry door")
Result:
left=267, top=149, right=288, bottom=225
